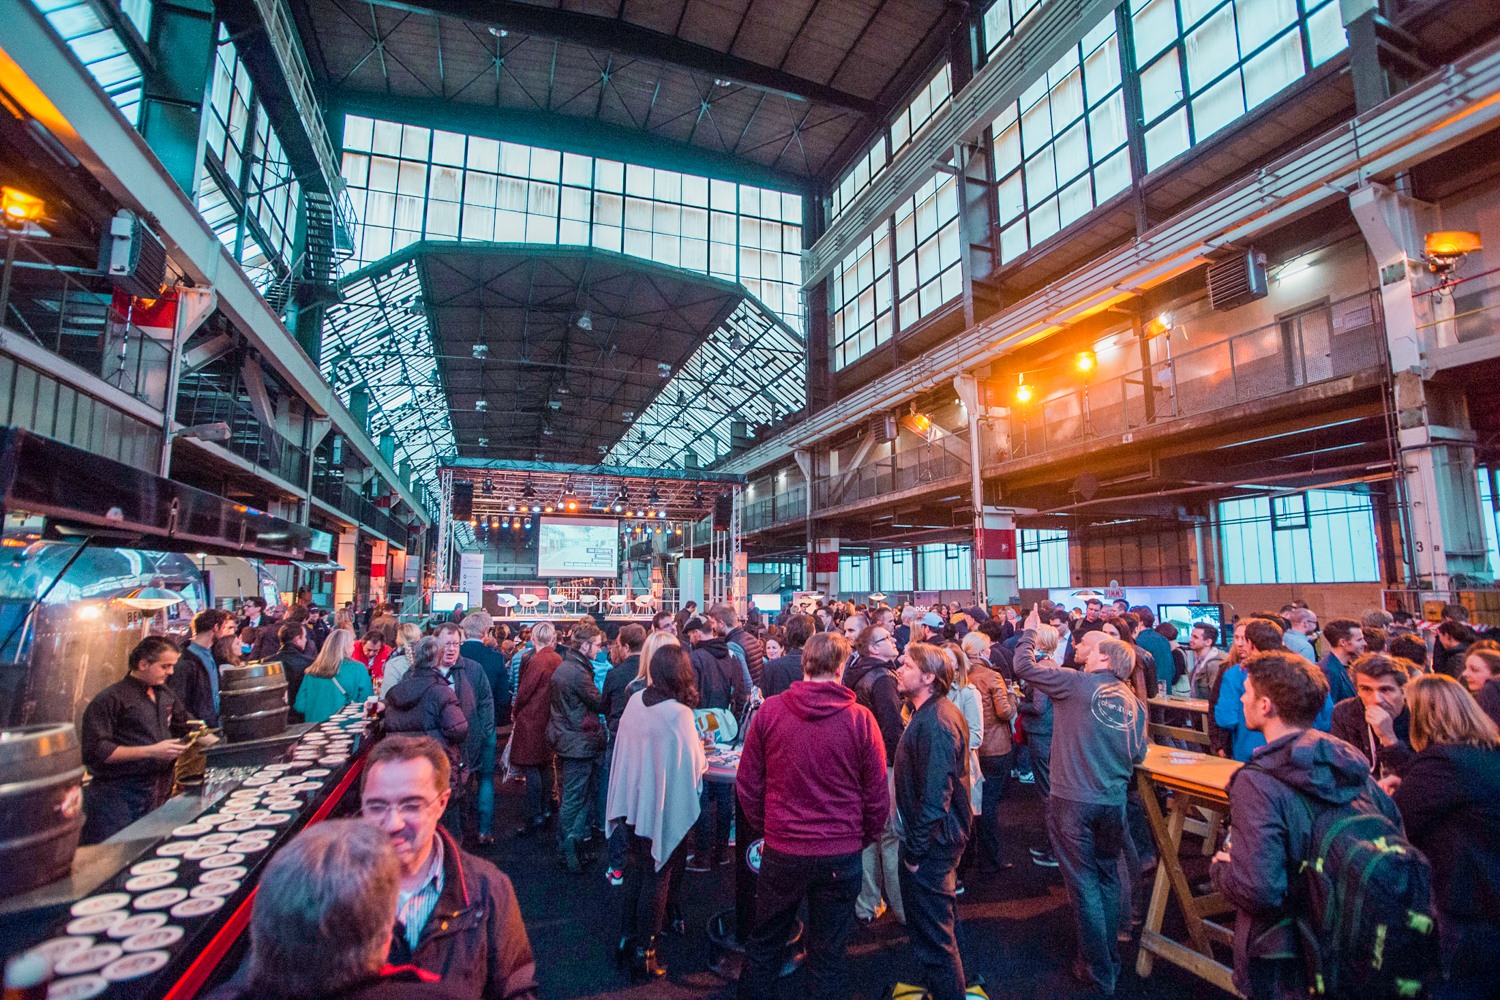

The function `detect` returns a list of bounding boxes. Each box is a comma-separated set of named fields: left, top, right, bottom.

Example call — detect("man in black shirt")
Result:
left=80, top=636, right=191, bottom=844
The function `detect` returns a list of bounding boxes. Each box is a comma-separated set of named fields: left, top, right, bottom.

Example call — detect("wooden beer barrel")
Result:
left=0, top=723, right=85, bottom=899
left=219, top=660, right=289, bottom=742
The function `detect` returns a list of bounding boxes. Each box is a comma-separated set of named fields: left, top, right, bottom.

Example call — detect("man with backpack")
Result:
left=1211, top=650, right=1434, bottom=1000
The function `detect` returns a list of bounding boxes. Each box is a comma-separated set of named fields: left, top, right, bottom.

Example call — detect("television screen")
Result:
left=1157, top=603, right=1227, bottom=648
left=750, top=593, right=783, bottom=614
left=537, top=516, right=620, bottom=577
left=432, top=591, right=468, bottom=613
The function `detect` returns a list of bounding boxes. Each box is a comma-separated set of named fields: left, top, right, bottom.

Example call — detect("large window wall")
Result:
left=919, top=543, right=973, bottom=591
left=891, top=65, right=953, bottom=154
left=1018, top=528, right=1071, bottom=589
left=31, top=0, right=147, bottom=124
left=993, top=12, right=1131, bottom=264
left=339, top=117, right=805, bottom=332
left=197, top=29, right=300, bottom=292
left=1129, top=0, right=1347, bottom=171
left=1217, top=489, right=1379, bottom=584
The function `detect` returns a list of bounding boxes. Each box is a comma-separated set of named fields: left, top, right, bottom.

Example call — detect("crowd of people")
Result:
left=74, top=591, right=1500, bottom=999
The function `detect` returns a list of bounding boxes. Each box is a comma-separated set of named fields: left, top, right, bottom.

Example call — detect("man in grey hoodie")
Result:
left=1013, top=605, right=1148, bottom=996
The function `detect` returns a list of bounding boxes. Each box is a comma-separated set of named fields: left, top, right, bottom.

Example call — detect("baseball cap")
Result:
left=963, top=606, right=990, bottom=623
left=920, top=612, right=944, bottom=628
left=684, top=616, right=710, bottom=634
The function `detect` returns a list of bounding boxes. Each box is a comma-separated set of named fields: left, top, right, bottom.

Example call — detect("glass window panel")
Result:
left=467, top=136, right=499, bottom=172
left=1306, top=1, right=1347, bottom=66
left=1235, top=0, right=1297, bottom=53
left=996, top=171, right=1025, bottom=224
left=1093, top=147, right=1131, bottom=201
left=1054, top=120, right=1089, bottom=183
left=1029, top=197, right=1061, bottom=244
left=1050, top=68, right=1086, bottom=127
left=595, top=159, right=624, bottom=192
left=1185, top=4, right=1240, bottom=91
left=1084, top=34, right=1122, bottom=97
left=1139, top=49, right=1183, bottom=123
left=1145, top=108, right=1191, bottom=170
left=1180, top=0, right=1225, bottom=29
left=1089, top=91, right=1128, bottom=156
left=1058, top=174, right=1093, bottom=227
left=1131, top=0, right=1180, bottom=63
left=562, top=152, right=592, bottom=187
left=993, top=118, right=1022, bottom=175
left=529, top=146, right=560, bottom=181
left=401, top=124, right=429, bottom=159
left=1242, top=30, right=1302, bottom=109
left=344, top=116, right=374, bottom=152
left=431, top=130, right=466, bottom=166
left=1025, top=146, right=1058, bottom=200
left=1001, top=220, right=1029, bottom=263
left=1191, top=69, right=1245, bottom=140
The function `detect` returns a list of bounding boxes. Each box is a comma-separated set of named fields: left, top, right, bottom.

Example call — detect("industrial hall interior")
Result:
left=3, top=0, right=1500, bottom=999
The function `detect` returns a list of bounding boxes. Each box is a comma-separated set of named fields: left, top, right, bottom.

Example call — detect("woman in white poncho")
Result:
left=605, top=642, right=707, bottom=982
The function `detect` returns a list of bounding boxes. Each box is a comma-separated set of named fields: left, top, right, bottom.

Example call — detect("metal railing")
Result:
left=1004, top=291, right=1386, bottom=460
left=814, top=443, right=969, bottom=510
left=743, top=483, right=807, bottom=531
left=0, top=239, right=172, bottom=410
left=312, top=476, right=406, bottom=542
left=176, top=390, right=309, bottom=485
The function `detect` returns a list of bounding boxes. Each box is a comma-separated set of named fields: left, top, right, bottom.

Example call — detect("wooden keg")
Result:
left=219, top=660, right=289, bottom=742
left=0, top=723, right=85, bottom=899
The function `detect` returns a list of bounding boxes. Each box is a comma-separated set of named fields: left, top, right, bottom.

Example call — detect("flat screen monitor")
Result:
left=537, top=516, right=620, bottom=578
left=1157, top=602, right=1227, bottom=648
left=750, top=593, right=783, bottom=614
left=432, top=591, right=468, bottom=613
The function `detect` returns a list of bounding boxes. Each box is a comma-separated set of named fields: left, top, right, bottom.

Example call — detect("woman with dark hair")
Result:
left=604, top=644, right=705, bottom=981
left=1385, top=674, right=1500, bottom=999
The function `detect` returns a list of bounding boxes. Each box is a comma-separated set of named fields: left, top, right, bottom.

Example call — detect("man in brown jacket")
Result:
left=961, top=631, right=1017, bottom=871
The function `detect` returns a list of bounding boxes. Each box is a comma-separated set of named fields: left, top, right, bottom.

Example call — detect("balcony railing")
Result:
left=743, top=483, right=807, bottom=531
left=176, top=391, right=308, bottom=485
left=0, top=240, right=172, bottom=410
left=814, top=444, right=969, bottom=510
left=1004, top=291, right=1386, bottom=461
left=312, top=476, right=406, bottom=542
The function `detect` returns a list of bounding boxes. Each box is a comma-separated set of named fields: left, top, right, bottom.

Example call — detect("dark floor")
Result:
left=469, top=772, right=1236, bottom=1000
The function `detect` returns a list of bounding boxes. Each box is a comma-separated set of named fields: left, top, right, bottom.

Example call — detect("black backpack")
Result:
left=1251, top=766, right=1439, bottom=999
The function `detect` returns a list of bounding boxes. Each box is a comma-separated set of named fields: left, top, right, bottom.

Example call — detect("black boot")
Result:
left=629, top=937, right=667, bottom=982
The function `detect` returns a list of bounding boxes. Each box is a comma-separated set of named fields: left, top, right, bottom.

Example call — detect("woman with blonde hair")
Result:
left=1384, top=673, right=1500, bottom=999
left=634, top=631, right=679, bottom=696
left=294, top=628, right=372, bottom=723
left=378, top=622, right=424, bottom=698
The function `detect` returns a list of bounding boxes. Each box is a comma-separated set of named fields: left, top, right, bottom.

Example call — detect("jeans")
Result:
left=619, top=828, right=689, bottom=940
left=522, top=760, right=555, bottom=824
left=856, top=766, right=904, bottom=922
left=975, top=754, right=1012, bottom=868
left=1046, top=796, right=1125, bottom=994
left=897, top=851, right=967, bottom=1000
left=1031, top=735, right=1053, bottom=798
left=695, top=780, right=734, bottom=856
left=475, top=740, right=496, bottom=838
left=557, top=755, right=598, bottom=849
left=738, top=847, right=862, bottom=1000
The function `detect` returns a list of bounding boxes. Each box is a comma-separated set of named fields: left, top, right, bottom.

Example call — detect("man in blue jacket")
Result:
left=1318, top=619, right=1365, bottom=703
left=1215, top=618, right=1331, bottom=761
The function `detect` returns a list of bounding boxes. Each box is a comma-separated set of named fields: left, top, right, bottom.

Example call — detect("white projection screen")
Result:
left=537, top=516, right=620, bottom=577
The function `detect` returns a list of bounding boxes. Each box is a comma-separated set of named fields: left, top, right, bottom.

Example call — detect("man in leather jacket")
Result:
left=892, top=641, right=972, bottom=1000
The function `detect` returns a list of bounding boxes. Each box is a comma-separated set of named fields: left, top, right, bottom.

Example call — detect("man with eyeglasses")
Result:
left=1282, top=607, right=1319, bottom=663
left=361, top=735, right=537, bottom=1000
left=434, top=622, right=496, bottom=846
left=845, top=625, right=908, bottom=925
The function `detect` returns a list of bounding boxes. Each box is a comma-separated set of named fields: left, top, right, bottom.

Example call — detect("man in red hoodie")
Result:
left=736, top=631, right=889, bottom=1000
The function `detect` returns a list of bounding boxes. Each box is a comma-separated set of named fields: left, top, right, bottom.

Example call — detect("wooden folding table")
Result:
left=1134, top=744, right=1244, bottom=997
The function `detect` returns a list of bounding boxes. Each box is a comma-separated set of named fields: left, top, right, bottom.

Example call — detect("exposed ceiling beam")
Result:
left=358, top=0, right=881, bottom=116
left=328, top=89, right=818, bottom=192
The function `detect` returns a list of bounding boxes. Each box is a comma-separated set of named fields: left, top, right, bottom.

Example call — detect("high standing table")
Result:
left=1146, top=695, right=1212, bottom=748
left=1133, top=744, right=1244, bottom=997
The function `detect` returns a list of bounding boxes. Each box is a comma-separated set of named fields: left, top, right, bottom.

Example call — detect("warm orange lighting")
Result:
left=1015, top=383, right=1036, bottom=405
left=1424, top=231, right=1482, bottom=257
left=543, top=503, right=554, bottom=513
left=910, top=413, right=931, bottom=434
left=1075, top=350, right=1096, bottom=374
left=1, top=186, right=44, bottom=228
left=566, top=500, right=578, bottom=511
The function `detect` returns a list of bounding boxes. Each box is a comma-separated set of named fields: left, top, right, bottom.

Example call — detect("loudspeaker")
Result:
left=452, top=481, right=474, bottom=520
left=712, top=493, right=733, bottom=531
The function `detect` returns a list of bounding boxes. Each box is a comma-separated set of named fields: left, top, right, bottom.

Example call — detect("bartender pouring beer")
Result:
left=79, top=636, right=192, bottom=844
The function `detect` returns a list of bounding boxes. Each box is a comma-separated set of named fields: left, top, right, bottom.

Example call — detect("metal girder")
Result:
left=358, top=0, right=880, bottom=116
left=328, top=90, right=816, bottom=194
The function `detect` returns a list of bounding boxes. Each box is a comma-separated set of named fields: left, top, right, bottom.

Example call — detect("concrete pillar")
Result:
left=1351, top=183, right=1492, bottom=588
left=369, top=537, right=389, bottom=604
left=809, top=537, right=839, bottom=598
left=335, top=529, right=358, bottom=608
left=980, top=508, right=1021, bottom=605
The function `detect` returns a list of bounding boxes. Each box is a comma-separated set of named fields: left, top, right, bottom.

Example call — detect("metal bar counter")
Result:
left=1, top=706, right=373, bottom=999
